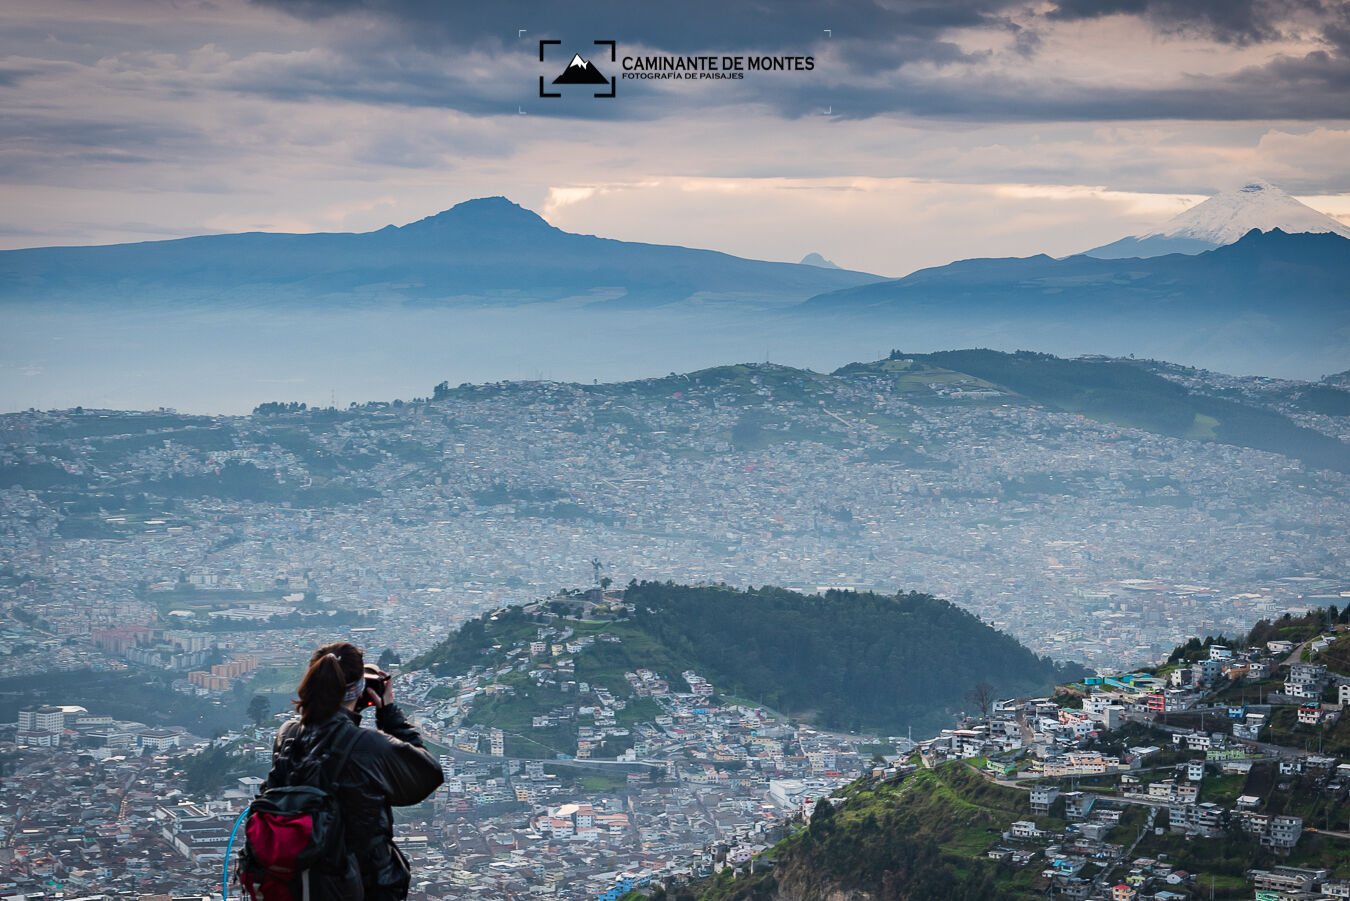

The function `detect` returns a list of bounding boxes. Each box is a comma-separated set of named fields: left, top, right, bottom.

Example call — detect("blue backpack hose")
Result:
left=222, top=807, right=249, bottom=899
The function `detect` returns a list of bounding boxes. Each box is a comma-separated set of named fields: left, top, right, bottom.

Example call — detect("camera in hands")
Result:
left=356, top=665, right=389, bottom=711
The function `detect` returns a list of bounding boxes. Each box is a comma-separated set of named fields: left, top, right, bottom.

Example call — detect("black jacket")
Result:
left=266, top=705, right=444, bottom=900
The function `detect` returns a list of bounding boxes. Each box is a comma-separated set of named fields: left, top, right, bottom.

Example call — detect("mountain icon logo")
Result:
left=553, top=53, right=609, bottom=85
left=538, top=40, right=617, bottom=99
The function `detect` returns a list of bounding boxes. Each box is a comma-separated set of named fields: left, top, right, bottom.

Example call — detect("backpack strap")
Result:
left=322, top=724, right=365, bottom=788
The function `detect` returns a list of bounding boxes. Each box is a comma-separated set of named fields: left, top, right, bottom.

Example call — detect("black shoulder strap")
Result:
left=276, top=719, right=301, bottom=757
left=323, top=725, right=364, bottom=787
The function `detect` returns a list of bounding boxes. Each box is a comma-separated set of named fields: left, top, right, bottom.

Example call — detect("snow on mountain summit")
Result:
left=1142, top=180, right=1350, bottom=244
left=1085, top=180, right=1350, bottom=258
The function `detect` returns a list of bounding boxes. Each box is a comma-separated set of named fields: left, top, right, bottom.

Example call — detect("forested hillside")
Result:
left=675, top=762, right=1044, bottom=901
left=413, top=582, right=1084, bottom=735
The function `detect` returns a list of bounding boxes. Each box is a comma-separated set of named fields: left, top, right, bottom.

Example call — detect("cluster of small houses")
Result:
left=531, top=802, right=633, bottom=841
left=895, top=637, right=1350, bottom=900
left=915, top=638, right=1346, bottom=774
left=410, top=613, right=737, bottom=767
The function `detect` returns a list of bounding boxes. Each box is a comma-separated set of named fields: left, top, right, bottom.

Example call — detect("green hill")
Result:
left=412, top=582, right=1084, bottom=738
left=666, top=605, right=1350, bottom=901
left=681, top=762, right=1048, bottom=901
left=677, top=755, right=1350, bottom=901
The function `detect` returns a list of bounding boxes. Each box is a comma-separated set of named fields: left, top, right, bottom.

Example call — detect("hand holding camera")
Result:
left=357, top=665, right=394, bottom=710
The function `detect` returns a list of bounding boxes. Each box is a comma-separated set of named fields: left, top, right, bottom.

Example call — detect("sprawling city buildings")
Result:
left=1, top=359, right=1347, bottom=896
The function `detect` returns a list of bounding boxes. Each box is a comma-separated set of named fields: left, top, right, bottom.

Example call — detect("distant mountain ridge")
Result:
left=808, top=228, right=1350, bottom=314
left=0, top=196, right=881, bottom=309
left=3, top=196, right=1347, bottom=412
left=801, top=229, right=1350, bottom=378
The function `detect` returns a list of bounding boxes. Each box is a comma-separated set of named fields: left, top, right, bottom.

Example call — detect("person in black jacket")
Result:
left=265, top=641, right=444, bottom=900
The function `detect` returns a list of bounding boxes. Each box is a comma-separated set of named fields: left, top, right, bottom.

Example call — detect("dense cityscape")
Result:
left=2, top=354, right=1348, bottom=897
left=3, top=359, right=1347, bottom=676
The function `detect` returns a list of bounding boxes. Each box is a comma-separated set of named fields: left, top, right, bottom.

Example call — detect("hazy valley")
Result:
left=4, top=195, right=1349, bottom=414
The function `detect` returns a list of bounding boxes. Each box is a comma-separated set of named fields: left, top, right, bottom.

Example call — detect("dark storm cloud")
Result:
left=0, top=108, right=209, bottom=181
left=0, top=114, right=201, bottom=150
left=240, top=0, right=1350, bottom=122
left=1048, top=0, right=1333, bottom=46
left=220, top=46, right=514, bottom=117
left=217, top=42, right=674, bottom=123
left=1040, top=0, right=1350, bottom=114
left=754, top=79, right=1304, bottom=123
left=240, top=0, right=998, bottom=120
left=254, top=0, right=1019, bottom=52
left=0, top=68, right=35, bottom=88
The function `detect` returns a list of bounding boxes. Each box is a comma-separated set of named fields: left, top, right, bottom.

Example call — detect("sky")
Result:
left=3, top=0, right=1350, bottom=276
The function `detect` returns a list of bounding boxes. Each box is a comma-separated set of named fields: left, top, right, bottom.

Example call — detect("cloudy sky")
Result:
left=3, top=0, right=1350, bottom=275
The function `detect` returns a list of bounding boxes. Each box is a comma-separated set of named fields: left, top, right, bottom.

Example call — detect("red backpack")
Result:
left=236, top=725, right=365, bottom=901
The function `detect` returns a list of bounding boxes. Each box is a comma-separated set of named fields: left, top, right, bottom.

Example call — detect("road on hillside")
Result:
left=1129, top=712, right=1317, bottom=759
left=1284, top=637, right=1317, bottom=667
left=1306, top=827, right=1350, bottom=840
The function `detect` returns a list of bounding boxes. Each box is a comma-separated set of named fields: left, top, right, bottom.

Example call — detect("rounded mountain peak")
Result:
left=402, top=196, right=556, bottom=232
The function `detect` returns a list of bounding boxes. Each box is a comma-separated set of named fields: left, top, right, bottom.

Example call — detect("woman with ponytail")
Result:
left=263, top=641, right=444, bottom=900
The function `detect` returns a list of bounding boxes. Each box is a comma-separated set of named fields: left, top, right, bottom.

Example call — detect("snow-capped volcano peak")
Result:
left=1085, top=179, right=1350, bottom=258
left=566, top=53, right=588, bottom=69
left=1142, top=180, right=1350, bottom=245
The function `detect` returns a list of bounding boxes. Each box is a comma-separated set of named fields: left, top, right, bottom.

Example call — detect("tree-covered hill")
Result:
left=678, top=762, right=1047, bottom=901
left=412, top=582, right=1084, bottom=736
left=676, top=753, right=1332, bottom=901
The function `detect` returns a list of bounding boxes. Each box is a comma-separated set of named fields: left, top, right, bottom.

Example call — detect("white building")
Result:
left=1285, top=663, right=1329, bottom=699
left=1029, top=785, right=1059, bottom=815
left=18, top=705, right=64, bottom=732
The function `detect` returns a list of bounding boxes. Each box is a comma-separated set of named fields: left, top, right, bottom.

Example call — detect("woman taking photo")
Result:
left=257, top=641, right=443, bottom=900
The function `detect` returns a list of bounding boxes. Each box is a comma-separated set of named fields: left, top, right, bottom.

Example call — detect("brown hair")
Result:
left=293, top=641, right=364, bottom=725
